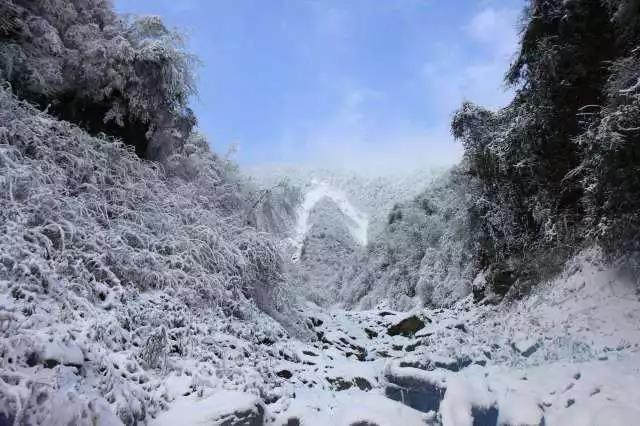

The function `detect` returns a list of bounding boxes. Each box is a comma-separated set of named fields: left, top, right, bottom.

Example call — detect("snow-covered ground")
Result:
left=149, top=248, right=640, bottom=425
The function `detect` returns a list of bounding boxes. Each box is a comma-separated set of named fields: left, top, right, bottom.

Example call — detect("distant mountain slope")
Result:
left=294, top=197, right=362, bottom=305
left=291, top=180, right=368, bottom=263
left=247, top=165, right=442, bottom=239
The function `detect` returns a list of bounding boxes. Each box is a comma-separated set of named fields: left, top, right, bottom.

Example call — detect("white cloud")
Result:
left=278, top=87, right=462, bottom=174
left=466, top=8, right=520, bottom=57
left=421, top=6, right=519, bottom=113
left=268, top=4, right=521, bottom=174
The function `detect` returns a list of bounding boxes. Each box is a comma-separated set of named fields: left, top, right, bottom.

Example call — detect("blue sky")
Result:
left=115, top=0, right=524, bottom=173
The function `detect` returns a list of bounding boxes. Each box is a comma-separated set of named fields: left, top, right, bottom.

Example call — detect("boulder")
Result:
left=498, top=392, right=545, bottom=426
left=471, top=405, right=499, bottom=426
left=353, top=377, right=373, bottom=391
left=154, top=391, right=265, bottom=426
left=276, top=369, right=293, bottom=379
left=364, top=328, right=378, bottom=339
left=486, top=265, right=517, bottom=296
left=387, top=315, right=427, bottom=337
left=385, top=364, right=448, bottom=413
left=440, top=375, right=499, bottom=426
left=385, top=380, right=445, bottom=414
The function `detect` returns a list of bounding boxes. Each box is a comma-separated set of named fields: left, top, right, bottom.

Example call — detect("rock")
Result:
left=385, top=379, right=445, bottom=414
left=326, top=376, right=353, bottom=391
left=0, top=413, right=14, bottom=426
left=472, top=286, right=486, bottom=303
left=472, top=270, right=488, bottom=303
left=398, top=354, right=475, bottom=373
left=326, top=376, right=372, bottom=392
left=309, top=317, right=323, bottom=327
left=487, top=265, right=517, bottom=296
left=470, top=405, right=499, bottom=426
left=512, top=338, right=540, bottom=357
left=364, top=328, right=378, bottom=339
left=39, top=339, right=84, bottom=369
left=353, top=377, right=373, bottom=391
left=498, top=392, right=545, bottom=426
left=454, top=323, right=467, bottom=333
left=283, top=418, right=300, bottom=426
left=404, top=341, right=422, bottom=352
left=219, top=405, right=265, bottom=426
left=385, top=364, right=447, bottom=413
left=387, top=315, right=427, bottom=337
left=440, top=376, right=499, bottom=426
left=276, top=369, right=293, bottom=379
left=154, top=391, right=265, bottom=426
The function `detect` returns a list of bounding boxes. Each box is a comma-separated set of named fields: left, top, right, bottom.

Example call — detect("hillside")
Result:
left=0, top=86, right=302, bottom=425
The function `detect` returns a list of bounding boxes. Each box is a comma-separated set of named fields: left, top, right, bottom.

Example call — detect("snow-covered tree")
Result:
left=0, top=0, right=197, bottom=160
left=451, top=0, right=640, bottom=296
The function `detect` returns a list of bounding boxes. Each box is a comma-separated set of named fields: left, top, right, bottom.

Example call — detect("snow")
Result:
left=3, top=83, right=640, bottom=425
left=552, top=404, right=640, bottom=426
left=496, top=392, right=543, bottom=426
left=291, top=180, right=368, bottom=262
left=511, top=336, right=540, bottom=357
left=439, top=375, right=494, bottom=426
left=40, top=339, right=84, bottom=366
left=261, top=248, right=640, bottom=425
left=277, top=389, right=431, bottom=426
left=151, top=391, right=263, bottom=426
left=333, top=393, right=431, bottom=426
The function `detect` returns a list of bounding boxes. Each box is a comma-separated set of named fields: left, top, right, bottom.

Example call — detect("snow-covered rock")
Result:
left=152, top=391, right=265, bottom=426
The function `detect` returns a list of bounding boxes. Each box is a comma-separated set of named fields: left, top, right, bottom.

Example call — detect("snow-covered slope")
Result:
left=141, top=246, right=636, bottom=426
left=247, top=165, right=441, bottom=239
left=137, top=246, right=640, bottom=426
left=291, top=180, right=368, bottom=263
left=291, top=197, right=362, bottom=305
left=0, top=87, right=298, bottom=425
left=266, top=248, right=640, bottom=425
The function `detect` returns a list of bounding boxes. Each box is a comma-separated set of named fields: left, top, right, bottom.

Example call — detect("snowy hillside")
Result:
left=0, top=87, right=298, bottom=425
left=290, top=180, right=368, bottom=263
left=292, top=196, right=362, bottom=305
left=247, top=165, right=441, bottom=239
